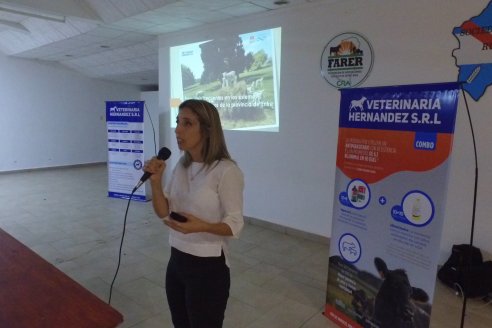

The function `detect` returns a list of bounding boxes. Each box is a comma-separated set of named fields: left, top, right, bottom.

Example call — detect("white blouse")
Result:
left=165, top=159, right=244, bottom=266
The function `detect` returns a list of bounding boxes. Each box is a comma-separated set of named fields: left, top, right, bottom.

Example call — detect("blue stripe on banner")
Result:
left=339, top=82, right=460, bottom=133
left=132, top=150, right=144, bottom=153
left=108, top=148, right=119, bottom=152
left=108, top=192, right=147, bottom=202
left=120, top=149, right=131, bottom=153
left=106, top=101, right=144, bottom=123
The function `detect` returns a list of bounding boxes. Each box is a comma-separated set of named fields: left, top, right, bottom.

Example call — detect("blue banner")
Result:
left=106, top=101, right=147, bottom=201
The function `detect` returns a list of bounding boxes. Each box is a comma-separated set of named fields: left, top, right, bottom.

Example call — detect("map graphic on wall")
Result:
left=453, top=1, right=492, bottom=101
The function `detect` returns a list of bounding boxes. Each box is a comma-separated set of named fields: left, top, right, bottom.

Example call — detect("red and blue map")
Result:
left=453, top=1, right=492, bottom=101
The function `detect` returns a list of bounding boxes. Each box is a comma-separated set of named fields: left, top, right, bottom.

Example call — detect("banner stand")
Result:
left=106, top=101, right=148, bottom=202
left=325, top=82, right=460, bottom=328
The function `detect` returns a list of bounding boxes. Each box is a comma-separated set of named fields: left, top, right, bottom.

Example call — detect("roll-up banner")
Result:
left=325, top=82, right=460, bottom=328
left=106, top=101, right=147, bottom=201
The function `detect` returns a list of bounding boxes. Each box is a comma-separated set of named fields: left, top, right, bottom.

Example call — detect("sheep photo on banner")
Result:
left=325, top=82, right=460, bottom=328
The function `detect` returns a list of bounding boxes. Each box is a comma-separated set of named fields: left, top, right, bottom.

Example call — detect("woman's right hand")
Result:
left=143, top=157, right=166, bottom=183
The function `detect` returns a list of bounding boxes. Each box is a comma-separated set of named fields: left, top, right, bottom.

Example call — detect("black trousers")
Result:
left=166, top=247, right=230, bottom=328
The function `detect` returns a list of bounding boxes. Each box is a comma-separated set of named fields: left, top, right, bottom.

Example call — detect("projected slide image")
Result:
left=170, top=27, right=281, bottom=131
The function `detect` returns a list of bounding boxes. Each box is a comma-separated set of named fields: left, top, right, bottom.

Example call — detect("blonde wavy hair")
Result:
left=178, top=99, right=233, bottom=168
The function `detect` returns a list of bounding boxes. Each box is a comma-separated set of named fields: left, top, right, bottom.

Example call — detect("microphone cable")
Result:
left=108, top=101, right=158, bottom=304
left=459, top=83, right=479, bottom=328
left=108, top=190, right=134, bottom=304
left=145, top=102, right=157, bottom=156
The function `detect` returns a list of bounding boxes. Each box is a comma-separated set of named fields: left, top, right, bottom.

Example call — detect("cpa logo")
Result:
left=349, top=97, right=367, bottom=111
left=133, top=160, right=142, bottom=170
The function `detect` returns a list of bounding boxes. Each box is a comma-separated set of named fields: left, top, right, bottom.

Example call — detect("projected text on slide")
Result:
left=170, top=27, right=281, bottom=132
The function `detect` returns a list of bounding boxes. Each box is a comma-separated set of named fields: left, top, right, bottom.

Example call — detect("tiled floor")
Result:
left=0, top=164, right=491, bottom=328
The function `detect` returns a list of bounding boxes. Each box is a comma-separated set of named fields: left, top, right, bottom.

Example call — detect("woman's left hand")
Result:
left=163, top=212, right=209, bottom=234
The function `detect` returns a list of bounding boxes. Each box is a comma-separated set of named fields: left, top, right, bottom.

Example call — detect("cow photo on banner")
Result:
left=325, top=82, right=460, bottom=328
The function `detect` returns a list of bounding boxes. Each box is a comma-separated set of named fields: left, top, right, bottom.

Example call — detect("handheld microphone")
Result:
left=132, top=147, right=171, bottom=193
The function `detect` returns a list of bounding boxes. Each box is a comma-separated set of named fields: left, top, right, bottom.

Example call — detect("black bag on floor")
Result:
left=438, top=244, right=492, bottom=298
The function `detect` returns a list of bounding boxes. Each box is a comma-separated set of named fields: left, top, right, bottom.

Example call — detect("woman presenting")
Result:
left=143, top=99, right=244, bottom=328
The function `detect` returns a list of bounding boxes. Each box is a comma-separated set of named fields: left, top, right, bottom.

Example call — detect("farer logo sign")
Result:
left=321, top=32, right=374, bottom=89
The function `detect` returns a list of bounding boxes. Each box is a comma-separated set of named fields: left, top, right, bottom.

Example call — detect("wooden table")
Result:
left=0, top=228, right=123, bottom=328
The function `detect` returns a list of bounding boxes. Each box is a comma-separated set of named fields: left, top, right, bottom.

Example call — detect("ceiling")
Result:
left=0, top=0, right=329, bottom=89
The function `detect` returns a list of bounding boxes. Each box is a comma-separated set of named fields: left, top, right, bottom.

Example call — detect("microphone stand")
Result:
left=459, top=85, right=478, bottom=328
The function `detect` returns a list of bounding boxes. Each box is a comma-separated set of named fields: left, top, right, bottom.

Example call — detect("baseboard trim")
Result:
left=244, top=216, right=330, bottom=245
left=0, top=162, right=106, bottom=175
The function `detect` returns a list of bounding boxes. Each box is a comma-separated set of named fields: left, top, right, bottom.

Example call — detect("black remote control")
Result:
left=170, top=212, right=187, bottom=222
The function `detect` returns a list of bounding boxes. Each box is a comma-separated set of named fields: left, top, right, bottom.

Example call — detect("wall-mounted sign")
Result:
left=452, top=2, right=492, bottom=101
left=321, top=32, right=374, bottom=89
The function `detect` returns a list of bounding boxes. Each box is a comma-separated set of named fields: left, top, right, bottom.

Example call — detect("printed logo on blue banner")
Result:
left=133, top=160, right=143, bottom=170
left=338, top=233, right=362, bottom=263
left=339, top=83, right=460, bottom=133
left=106, top=101, right=144, bottom=123
left=339, top=178, right=371, bottom=209
left=414, top=132, right=437, bottom=150
left=391, top=190, right=435, bottom=227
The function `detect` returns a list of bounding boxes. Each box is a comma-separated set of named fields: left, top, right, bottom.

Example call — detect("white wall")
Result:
left=141, top=91, right=168, bottom=198
left=158, top=0, right=492, bottom=260
left=141, top=91, right=160, bottom=159
left=0, top=53, right=140, bottom=172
